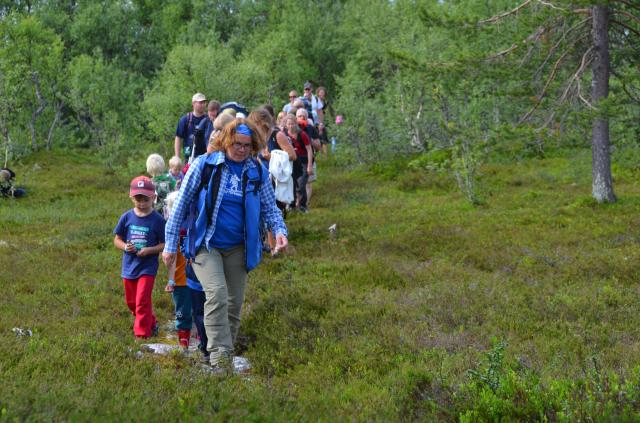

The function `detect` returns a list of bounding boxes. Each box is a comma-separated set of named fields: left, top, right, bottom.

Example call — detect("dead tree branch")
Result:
left=576, top=79, right=595, bottom=109
left=534, top=18, right=590, bottom=79
left=537, top=1, right=567, bottom=11
left=612, top=0, right=640, bottom=12
left=479, top=0, right=533, bottom=25
left=519, top=48, right=571, bottom=124
left=612, top=9, right=640, bottom=26
left=559, top=46, right=593, bottom=103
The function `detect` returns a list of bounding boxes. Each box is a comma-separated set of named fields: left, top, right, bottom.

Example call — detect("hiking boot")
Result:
left=209, top=350, right=233, bottom=376
left=298, top=206, right=308, bottom=214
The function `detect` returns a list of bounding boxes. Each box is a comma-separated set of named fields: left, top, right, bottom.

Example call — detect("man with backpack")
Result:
left=175, top=93, right=208, bottom=160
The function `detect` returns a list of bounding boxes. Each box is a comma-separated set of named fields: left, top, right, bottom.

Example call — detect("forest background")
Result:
left=1, top=0, right=640, bottom=421
left=2, top=0, right=637, bottom=201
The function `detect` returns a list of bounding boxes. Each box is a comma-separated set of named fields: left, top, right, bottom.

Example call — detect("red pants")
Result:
left=123, top=275, right=157, bottom=338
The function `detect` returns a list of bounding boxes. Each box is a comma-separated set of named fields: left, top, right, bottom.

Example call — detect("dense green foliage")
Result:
left=1, top=1, right=637, bottom=173
left=3, top=150, right=640, bottom=420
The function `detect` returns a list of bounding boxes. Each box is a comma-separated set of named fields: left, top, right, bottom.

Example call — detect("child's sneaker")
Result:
left=177, top=329, right=190, bottom=348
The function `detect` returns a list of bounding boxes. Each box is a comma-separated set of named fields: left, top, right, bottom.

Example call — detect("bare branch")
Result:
left=519, top=48, right=571, bottom=124
left=540, top=110, right=557, bottom=130
left=612, top=9, right=640, bottom=25
left=487, top=43, right=519, bottom=60
left=559, top=46, right=593, bottom=103
left=537, top=1, right=567, bottom=11
left=533, top=18, right=591, bottom=79
left=576, top=79, right=595, bottom=109
left=612, top=0, right=640, bottom=12
left=479, top=0, right=532, bottom=25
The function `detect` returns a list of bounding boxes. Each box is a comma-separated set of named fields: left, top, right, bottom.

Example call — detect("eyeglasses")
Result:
left=232, top=141, right=252, bottom=150
left=304, top=88, right=311, bottom=91
left=289, top=95, right=296, bottom=98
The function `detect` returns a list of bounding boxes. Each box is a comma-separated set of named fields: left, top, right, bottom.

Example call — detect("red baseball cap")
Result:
left=130, top=176, right=155, bottom=197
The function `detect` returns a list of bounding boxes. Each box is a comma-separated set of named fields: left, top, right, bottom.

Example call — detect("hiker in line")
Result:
left=250, top=106, right=296, bottom=251
left=175, top=92, right=208, bottom=160
left=168, top=156, right=184, bottom=189
left=0, top=168, right=25, bottom=198
left=163, top=118, right=288, bottom=374
left=146, top=153, right=176, bottom=219
left=283, top=114, right=313, bottom=213
left=316, top=86, right=331, bottom=156
left=302, top=81, right=320, bottom=123
left=113, top=176, right=165, bottom=339
left=296, top=108, right=320, bottom=210
left=206, top=112, right=236, bottom=154
left=315, top=86, right=328, bottom=125
left=282, top=90, right=298, bottom=114
left=163, top=191, right=195, bottom=351
left=197, top=100, right=220, bottom=151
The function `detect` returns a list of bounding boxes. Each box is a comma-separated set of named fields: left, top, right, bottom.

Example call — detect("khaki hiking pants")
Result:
left=192, top=245, right=247, bottom=365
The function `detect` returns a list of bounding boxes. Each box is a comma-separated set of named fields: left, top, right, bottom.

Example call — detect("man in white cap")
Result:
left=175, top=92, right=208, bottom=159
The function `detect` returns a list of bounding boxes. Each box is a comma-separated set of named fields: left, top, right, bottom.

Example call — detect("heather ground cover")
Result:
left=1, top=148, right=640, bottom=421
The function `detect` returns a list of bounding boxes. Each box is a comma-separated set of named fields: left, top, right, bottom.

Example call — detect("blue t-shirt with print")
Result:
left=176, top=113, right=207, bottom=157
left=211, top=159, right=245, bottom=249
left=114, top=209, right=166, bottom=279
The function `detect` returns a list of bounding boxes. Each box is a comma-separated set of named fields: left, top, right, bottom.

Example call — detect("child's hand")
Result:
left=136, top=247, right=150, bottom=257
left=164, top=279, right=176, bottom=293
left=125, top=242, right=137, bottom=253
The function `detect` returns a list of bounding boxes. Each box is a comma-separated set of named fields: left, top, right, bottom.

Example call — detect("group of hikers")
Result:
left=113, top=82, right=335, bottom=375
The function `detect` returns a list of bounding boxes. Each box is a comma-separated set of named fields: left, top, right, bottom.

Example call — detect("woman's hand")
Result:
left=273, top=234, right=288, bottom=254
left=162, top=252, right=176, bottom=267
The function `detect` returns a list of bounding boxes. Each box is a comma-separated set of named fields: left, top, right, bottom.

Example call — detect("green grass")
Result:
left=2, top=148, right=640, bottom=421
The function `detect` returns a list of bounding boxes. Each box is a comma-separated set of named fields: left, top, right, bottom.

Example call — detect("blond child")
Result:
left=168, top=155, right=184, bottom=188
left=146, top=153, right=176, bottom=218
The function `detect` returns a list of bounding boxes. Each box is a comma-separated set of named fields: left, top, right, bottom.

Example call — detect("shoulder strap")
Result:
left=242, top=159, right=263, bottom=199
left=203, top=163, right=222, bottom=226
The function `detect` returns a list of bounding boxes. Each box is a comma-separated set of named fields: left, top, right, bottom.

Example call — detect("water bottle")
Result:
left=331, top=137, right=336, bottom=153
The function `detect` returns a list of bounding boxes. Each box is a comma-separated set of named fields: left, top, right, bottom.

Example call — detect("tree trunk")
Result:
left=29, top=72, right=47, bottom=152
left=46, top=101, right=63, bottom=151
left=591, top=5, right=616, bottom=203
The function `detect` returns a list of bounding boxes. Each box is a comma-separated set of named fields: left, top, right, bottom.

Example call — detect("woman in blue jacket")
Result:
left=163, top=118, right=288, bottom=374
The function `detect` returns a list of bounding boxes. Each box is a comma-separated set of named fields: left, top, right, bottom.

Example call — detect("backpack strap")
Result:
left=241, top=158, right=263, bottom=198
left=203, top=163, right=222, bottom=227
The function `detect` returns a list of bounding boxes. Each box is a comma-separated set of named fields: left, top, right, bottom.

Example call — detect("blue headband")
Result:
left=236, top=124, right=253, bottom=136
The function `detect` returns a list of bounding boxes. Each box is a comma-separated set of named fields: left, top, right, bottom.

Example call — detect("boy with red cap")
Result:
left=113, top=176, right=166, bottom=339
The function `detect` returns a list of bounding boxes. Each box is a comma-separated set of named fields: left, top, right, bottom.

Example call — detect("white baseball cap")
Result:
left=192, top=92, right=207, bottom=102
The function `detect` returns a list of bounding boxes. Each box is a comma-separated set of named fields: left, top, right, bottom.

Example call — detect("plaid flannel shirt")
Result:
left=164, top=153, right=287, bottom=255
